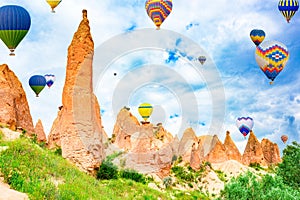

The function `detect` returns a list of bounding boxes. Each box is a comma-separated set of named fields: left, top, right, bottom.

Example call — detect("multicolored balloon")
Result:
left=236, top=117, right=254, bottom=138
left=278, top=0, right=299, bottom=23
left=250, top=29, right=265, bottom=46
left=44, top=74, right=56, bottom=88
left=29, top=75, right=46, bottom=97
left=255, top=40, right=289, bottom=84
left=138, top=103, right=153, bottom=122
left=46, top=0, right=62, bottom=13
left=198, top=55, right=206, bottom=65
left=281, top=135, right=288, bottom=144
left=145, top=0, right=173, bottom=30
left=0, top=5, right=31, bottom=56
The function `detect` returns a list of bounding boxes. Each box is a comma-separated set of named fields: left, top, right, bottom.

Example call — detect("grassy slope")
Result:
left=0, top=137, right=209, bottom=200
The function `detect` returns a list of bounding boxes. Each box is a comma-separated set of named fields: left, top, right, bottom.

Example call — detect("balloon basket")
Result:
left=9, top=52, right=15, bottom=56
left=269, top=81, right=274, bottom=85
left=51, top=9, right=55, bottom=13
left=141, top=121, right=150, bottom=125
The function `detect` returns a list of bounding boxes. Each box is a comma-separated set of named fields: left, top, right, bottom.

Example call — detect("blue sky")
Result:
left=0, top=0, right=299, bottom=154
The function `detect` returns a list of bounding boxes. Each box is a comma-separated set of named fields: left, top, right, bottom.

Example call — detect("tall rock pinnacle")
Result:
left=47, top=10, right=105, bottom=175
left=224, top=131, right=242, bottom=162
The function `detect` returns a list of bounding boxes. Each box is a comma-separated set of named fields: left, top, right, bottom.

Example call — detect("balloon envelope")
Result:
left=0, top=5, right=31, bottom=56
left=44, top=74, right=56, bottom=88
left=198, top=56, right=206, bottom=65
left=145, top=0, right=173, bottom=29
left=278, top=0, right=299, bottom=23
left=255, top=40, right=289, bottom=84
left=46, top=0, right=62, bottom=13
left=236, top=117, right=254, bottom=137
left=250, top=29, right=265, bottom=46
left=29, top=75, right=46, bottom=97
left=138, top=103, right=153, bottom=122
left=281, top=135, right=288, bottom=144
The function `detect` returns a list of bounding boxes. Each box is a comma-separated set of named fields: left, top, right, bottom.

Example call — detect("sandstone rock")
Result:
left=190, top=138, right=204, bottom=170
left=223, top=131, right=242, bottom=162
left=47, top=10, right=105, bottom=175
left=0, top=182, right=29, bottom=200
left=178, top=128, right=198, bottom=163
left=0, top=64, right=34, bottom=134
left=242, top=131, right=267, bottom=166
left=261, top=138, right=281, bottom=165
left=112, top=108, right=140, bottom=150
left=0, top=128, right=21, bottom=141
left=34, top=119, right=46, bottom=142
left=204, top=135, right=228, bottom=163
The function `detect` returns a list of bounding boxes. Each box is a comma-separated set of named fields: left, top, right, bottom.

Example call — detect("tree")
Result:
left=276, top=141, right=300, bottom=189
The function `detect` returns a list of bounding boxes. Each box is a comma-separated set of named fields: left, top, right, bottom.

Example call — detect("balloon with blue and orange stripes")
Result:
left=250, top=29, right=265, bottom=46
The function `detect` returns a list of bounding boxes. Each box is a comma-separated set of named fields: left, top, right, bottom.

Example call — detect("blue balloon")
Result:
left=29, top=75, right=46, bottom=97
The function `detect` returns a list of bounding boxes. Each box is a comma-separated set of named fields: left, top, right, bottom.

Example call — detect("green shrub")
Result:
left=163, top=176, right=172, bottom=189
left=249, top=162, right=264, bottom=171
left=119, top=169, right=146, bottom=184
left=219, top=171, right=300, bottom=200
left=276, top=141, right=300, bottom=190
left=96, top=160, right=118, bottom=180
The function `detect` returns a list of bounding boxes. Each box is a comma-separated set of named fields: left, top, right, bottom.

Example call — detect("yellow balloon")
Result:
left=46, top=0, right=62, bottom=13
left=138, top=103, right=153, bottom=122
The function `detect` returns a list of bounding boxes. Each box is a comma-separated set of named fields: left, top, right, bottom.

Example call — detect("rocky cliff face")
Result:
left=204, top=135, right=228, bottom=163
left=178, top=128, right=198, bottom=163
left=223, top=131, right=242, bottom=162
left=109, top=108, right=174, bottom=178
left=261, top=138, right=282, bottom=165
left=34, top=119, right=46, bottom=142
left=242, top=131, right=267, bottom=166
left=47, top=10, right=105, bottom=175
left=0, top=64, right=34, bottom=134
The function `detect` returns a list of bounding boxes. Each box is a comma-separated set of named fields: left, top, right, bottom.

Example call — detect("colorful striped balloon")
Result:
left=250, top=29, right=265, bottom=46
left=0, top=5, right=31, bottom=56
left=29, top=75, right=46, bottom=97
left=278, top=0, right=299, bottom=23
left=255, top=40, right=289, bottom=84
left=198, top=55, right=206, bottom=65
left=236, top=117, right=254, bottom=138
left=145, top=0, right=173, bottom=29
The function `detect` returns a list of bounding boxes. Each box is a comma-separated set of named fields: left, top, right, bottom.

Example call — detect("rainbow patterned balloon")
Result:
left=250, top=29, right=265, bottom=46
left=255, top=40, right=289, bottom=84
left=145, top=0, right=173, bottom=29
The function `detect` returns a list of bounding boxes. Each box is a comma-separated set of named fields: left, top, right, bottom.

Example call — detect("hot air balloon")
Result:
left=29, top=75, right=46, bottom=97
left=255, top=40, right=289, bottom=84
left=44, top=74, right=56, bottom=88
left=198, top=56, right=206, bottom=65
left=250, top=29, right=265, bottom=46
left=46, top=0, right=62, bottom=13
left=138, top=103, right=153, bottom=123
left=236, top=117, right=254, bottom=138
left=0, top=5, right=31, bottom=56
left=145, top=0, right=173, bottom=30
left=278, top=0, right=299, bottom=23
left=281, top=135, right=288, bottom=144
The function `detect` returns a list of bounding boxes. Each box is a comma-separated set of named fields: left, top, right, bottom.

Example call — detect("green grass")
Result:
left=0, top=137, right=208, bottom=200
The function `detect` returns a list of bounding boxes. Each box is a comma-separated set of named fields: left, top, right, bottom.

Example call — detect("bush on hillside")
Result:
left=276, top=141, right=300, bottom=189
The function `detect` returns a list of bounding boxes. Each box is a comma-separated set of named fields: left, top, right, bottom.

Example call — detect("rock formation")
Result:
left=34, top=119, right=46, bottom=142
left=109, top=108, right=174, bottom=178
left=223, top=131, right=242, bottom=162
left=204, top=135, right=228, bottom=163
left=47, top=10, right=105, bottom=174
left=242, top=131, right=267, bottom=166
left=190, top=138, right=204, bottom=170
left=178, top=128, right=198, bottom=163
left=0, top=64, right=34, bottom=134
left=261, top=138, right=282, bottom=165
